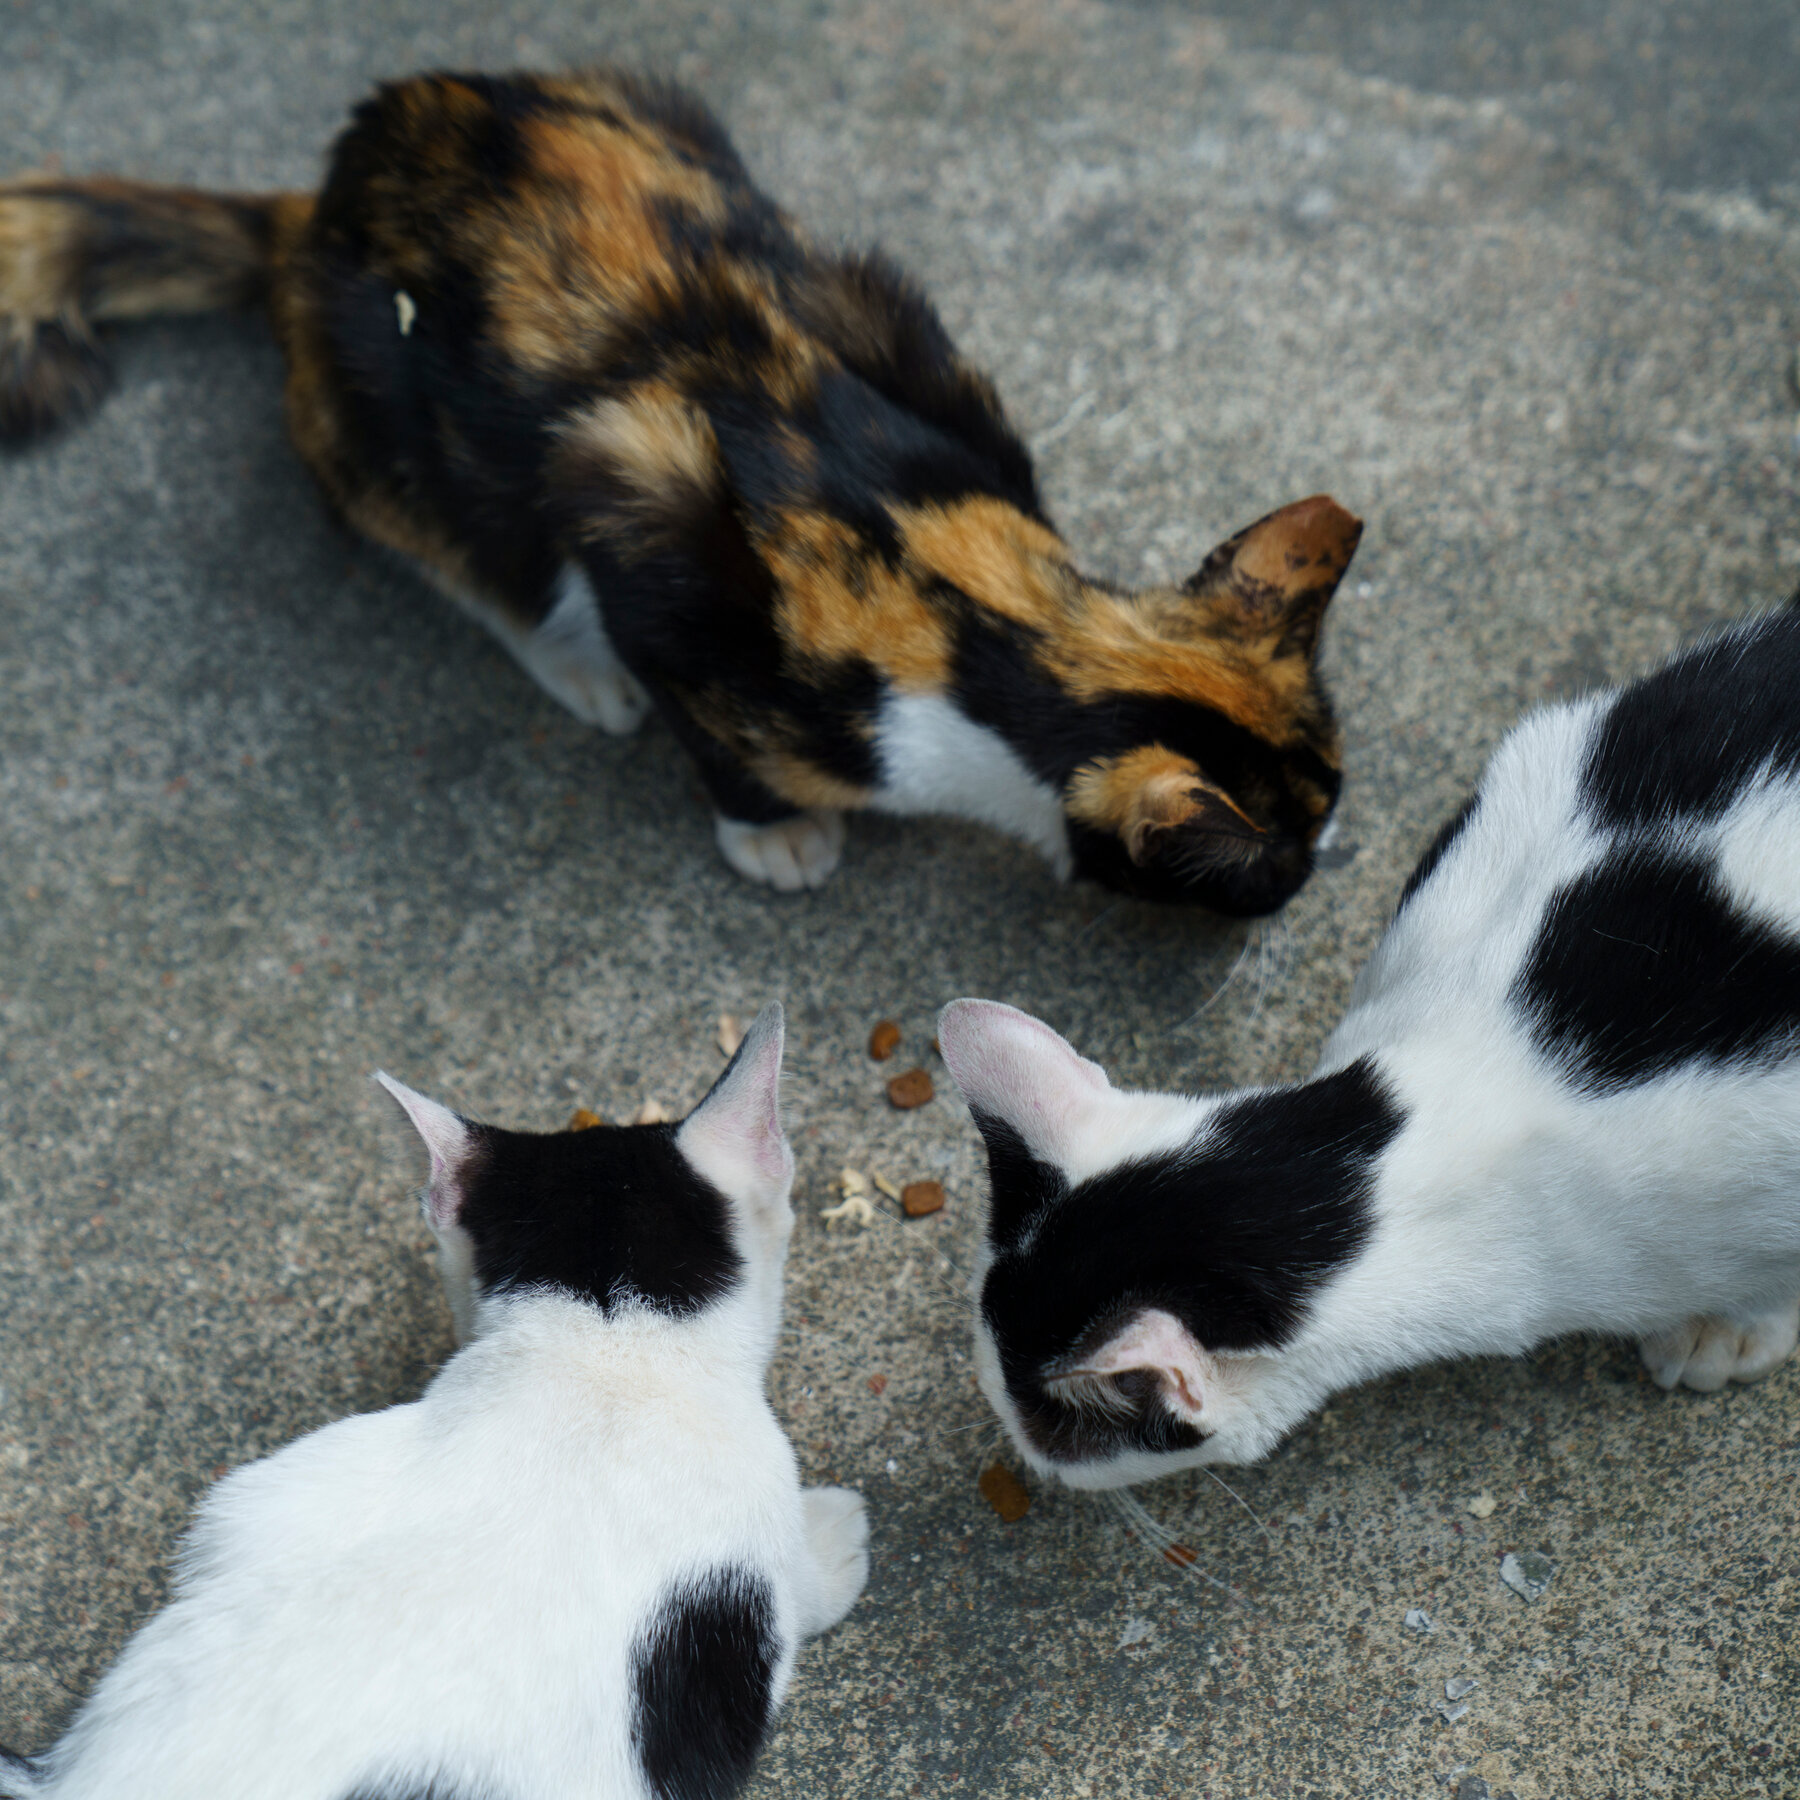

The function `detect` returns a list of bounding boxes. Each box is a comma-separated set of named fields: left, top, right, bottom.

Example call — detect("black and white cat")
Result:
left=0, top=1004, right=869, bottom=1799
left=937, top=610, right=1800, bottom=1487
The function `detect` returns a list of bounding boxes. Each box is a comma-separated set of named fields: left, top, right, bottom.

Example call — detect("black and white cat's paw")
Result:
left=1639, top=1300, right=1800, bottom=1392
left=715, top=811, right=845, bottom=891
left=797, top=1485, right=869, bottom=1636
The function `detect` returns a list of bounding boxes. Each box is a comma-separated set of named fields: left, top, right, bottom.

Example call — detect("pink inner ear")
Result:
left=682, top=1002, right=790, bottom=1182
left=1078, top=1308, right=1210, bottom=1416
left=374, top=1071, right=474, bottom=1226
left=936, top=999, right=1111, bottom=1162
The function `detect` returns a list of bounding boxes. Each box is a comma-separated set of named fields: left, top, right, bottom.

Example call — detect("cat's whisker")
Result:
left=1176, top=931, right=1254, bottom=1030
left=1102, top=1487, right=1251, bottom=1606
left=1202, top=1467, right=1278, bottom=1549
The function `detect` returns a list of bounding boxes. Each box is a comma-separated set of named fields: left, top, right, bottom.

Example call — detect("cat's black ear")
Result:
left=1058, top=1307, right=1213, bottom=1423
left=677, top=1002, right=792, bottom=1201
left=375, top=1072, right=479, bottom=1230
left=1179, top=494, right=1362, bottom=660
left=937, top=1000, right=1112, bottom=1172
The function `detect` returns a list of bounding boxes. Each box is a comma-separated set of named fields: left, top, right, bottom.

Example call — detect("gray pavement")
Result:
left=2, top=3, right=1798, bottom=1795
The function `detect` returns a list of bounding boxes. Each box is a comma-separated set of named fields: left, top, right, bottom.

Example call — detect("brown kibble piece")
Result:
left=566, top=1108, right=604, bottom=1131
left=887, top=1068, right=934, bottom=1110
left=979, top=1461, right=1030, bottom=1523
left=1163, top=1543, right=1198, bottom=1569
left=867, top=1374, right=888, bottom=1396
left=868, top=1020, right=902, bottom=1061
left=901, top=1179, right=945, bottom=1218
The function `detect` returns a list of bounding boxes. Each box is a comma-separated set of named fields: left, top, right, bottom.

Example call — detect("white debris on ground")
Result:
left=716, top=1013, right=743, bottom=1057
left=1404, top=1608, right=1435, bottom=1634
left=1465, top=1491, right=1496, bottom=1518
left=1445, top=1676, right=1478, bottom=1700
left=631, top=1098, right=672, bottom=1124
left=1436, top=1698, right=1472, bottom=1725
left=1499, top=1550, right=1554, bottom=1601
left=1117, top=1616, right=1154, bottom=1649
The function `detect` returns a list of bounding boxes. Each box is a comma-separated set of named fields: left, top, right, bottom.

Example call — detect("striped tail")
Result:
left=0, top=176, right=306, bottom=442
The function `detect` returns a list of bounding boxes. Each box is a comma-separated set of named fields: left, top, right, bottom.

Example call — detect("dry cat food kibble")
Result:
left=978, top=1461, right=1030, bottom=1523
left=716, top=1014, right=744, bottom=1057
left=868, top=1020, right=902, bottom=1061
left=566, top=1108, right=604, bottom=1131
left=887, top=1068, right=934, bottom=1109
left=901, top=1180, right=945, bottom=1218
left=631, top=1099, right=672, bottom=1125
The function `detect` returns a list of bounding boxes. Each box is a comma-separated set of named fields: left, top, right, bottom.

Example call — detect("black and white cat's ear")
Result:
left=936, top=999, right=1113, bottom=1171
left=1060, top=1307, right=1213, bottom=1422
left=374, top=1072, right=478, bottom=1231
left=1179, top=493, right=1362, bottom=660
left=678, top=1002, right=793, bottom=1200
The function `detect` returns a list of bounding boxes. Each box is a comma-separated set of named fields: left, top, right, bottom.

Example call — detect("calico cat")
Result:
left=0, top=1005, right=870, bottom=1799
left=936, top=609, right=1800, bottom=1487
left=0, top=68, right=1359, bottom=911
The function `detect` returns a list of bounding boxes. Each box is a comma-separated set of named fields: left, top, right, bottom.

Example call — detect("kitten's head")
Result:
left=1060, top=495, right=1360, bottom=915
left=937, top=999, right=1399, bottom=1485
left=376, top=1003, right=795, bottom=1349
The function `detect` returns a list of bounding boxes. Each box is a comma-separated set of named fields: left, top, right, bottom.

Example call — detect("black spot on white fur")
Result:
left=975, top=1059, right=1402, bottom=1464
left=1583, top=610, right=1800, bottom=829
left=1515, top=847, right=1800, bottom=1091
left=632, top=1568, right=777, bottom=1800
left=338, top=1781, right=495, bottom=1799
left=455, top=1121, right=743, bottom=1316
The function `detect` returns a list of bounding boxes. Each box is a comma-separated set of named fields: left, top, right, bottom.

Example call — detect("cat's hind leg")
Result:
left=1639, top=1299, right=1800, bottom=1391
left=715, top=812, right=846, bottom=892
left=511, top=566, right=652, bottom=735
left=794, top=1485, right=869, bottom=1638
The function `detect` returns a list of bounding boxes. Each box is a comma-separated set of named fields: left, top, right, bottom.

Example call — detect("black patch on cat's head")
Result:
left=1583, top=610, right=1800, bottom=829
left=975, top=1060, right=1401, bottom=1467
left=1513, top=844, right=1800, bottom=1092
left=632, top=1567, right=777, bottom=1800
left=1395, top=792, right=1479, bottom=915
left=1065, top=807, right=1323, bottom=916
left=450, top=1119, right=744, bottom=1317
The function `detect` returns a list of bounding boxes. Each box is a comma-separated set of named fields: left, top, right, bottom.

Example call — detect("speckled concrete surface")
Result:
left=2, top=4, right=1798, bottom=1796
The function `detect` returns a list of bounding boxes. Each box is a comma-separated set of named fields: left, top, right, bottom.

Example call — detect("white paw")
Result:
left=1640, top=1301, right=1800, bottom=1392
left=800, top=1485, right=869, bottom=1636
left=714, top=811, right=845, bottom=891
left=518, top=566, right=652, bottom=735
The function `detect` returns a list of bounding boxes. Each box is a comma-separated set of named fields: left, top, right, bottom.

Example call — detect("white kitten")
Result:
left=939, top=611, right=1800, bottom=1487
left=1, top=1004, right=869, bottom=1799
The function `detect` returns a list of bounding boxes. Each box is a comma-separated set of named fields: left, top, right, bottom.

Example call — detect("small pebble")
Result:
left=1404, top=1608, right=1435, bottom=1634
left=566, top=1107, right=604, bottom=1131
left=1445, top=1676, right=1478, bottom=1701
left=1436, top=1699, right=1472, bottom=1725
left=1117, top=1616, right=1154, bottom=1648
left=1499, top=1550, right=1553, bottom=1601
left=887, top=1068, right=934, bottom=1109
left=901, top=1179, right=946, bottom=1217
left=1466, top=1490, right=1496, bottom=1519
left=979, top=1461, right=1030, bottom=1522
left=868, top=1020, right=902, bottom=1060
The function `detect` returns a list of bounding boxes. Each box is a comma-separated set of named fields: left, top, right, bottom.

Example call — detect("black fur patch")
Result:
left=454, top=1119, right=743, bottom=1315
left=1514, top=845, right=1800, bottom=1092
left=1396, top=793, right=1478, bottom=913
left=632, top=1567, right=777, bottom=1800
left=976, top=1059, right=1402, bottom=1464
left=1584, top=611, right=1800, bottom=828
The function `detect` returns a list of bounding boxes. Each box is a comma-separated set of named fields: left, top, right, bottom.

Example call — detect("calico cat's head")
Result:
left=376, top=1003, right=795, bottom=1351
left=1053, top=495, right=1360, bottom=916
left=937, top=999, right=1402, bottom=1485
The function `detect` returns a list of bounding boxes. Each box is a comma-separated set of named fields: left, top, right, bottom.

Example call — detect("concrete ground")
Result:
left=2, top=2, right=1797, bottom=1794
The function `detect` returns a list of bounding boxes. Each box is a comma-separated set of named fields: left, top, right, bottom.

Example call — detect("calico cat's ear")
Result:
left=678, top=1002, right=793, bottom=1199
left=1179, top=494, right=1361, bottom=660
left=937, top=999, right=1112, bottom=1171
left=1056, top=1307, right=1213, bottom=1421
left=374, top=1072, right=478, bottom=1229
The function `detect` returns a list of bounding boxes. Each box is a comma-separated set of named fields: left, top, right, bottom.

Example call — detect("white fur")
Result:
left=16, top=1009, right=867, bottom=1799
left=869, top=692, right=1072, bottom=877
left=948, top=678, right=1800, bottom=1482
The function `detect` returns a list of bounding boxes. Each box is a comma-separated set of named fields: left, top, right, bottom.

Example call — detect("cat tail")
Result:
left=0, top=176, right=311, bottom=442
left=0, top=1744, right=42, bottom=1798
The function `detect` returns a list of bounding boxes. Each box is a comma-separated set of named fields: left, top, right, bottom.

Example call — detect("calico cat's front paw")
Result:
left=1640, top=1301, right=1800, bottom=1391
left=798, top=1484, right=870, bottom=1636
left=715, top=812, right=845, bottom=891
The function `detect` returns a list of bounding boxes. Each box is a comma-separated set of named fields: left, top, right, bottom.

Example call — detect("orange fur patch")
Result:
left=555, top=382, right=722, bottom=549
